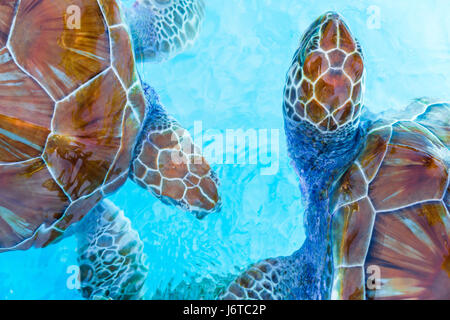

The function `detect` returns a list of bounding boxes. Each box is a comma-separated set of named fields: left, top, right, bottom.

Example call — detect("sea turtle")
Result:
left=221, top=12, right=449, bottom=300
left=0, top=0, right=220, bottom=300
left=127, top=0, right=206, bottom=62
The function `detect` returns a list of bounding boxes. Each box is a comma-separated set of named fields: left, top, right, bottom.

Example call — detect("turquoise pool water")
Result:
left=1, top=0, right=449, bottom=299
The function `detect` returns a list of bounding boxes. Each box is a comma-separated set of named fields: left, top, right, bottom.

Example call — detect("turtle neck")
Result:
left=283, top=117, right=365, bottom=299
left=124, top=3, right=158, bottom=63
left=284, top=117, right=364, bottom=191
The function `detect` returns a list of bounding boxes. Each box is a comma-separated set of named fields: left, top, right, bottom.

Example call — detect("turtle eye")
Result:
left=284, top=12, right=365, bottom=132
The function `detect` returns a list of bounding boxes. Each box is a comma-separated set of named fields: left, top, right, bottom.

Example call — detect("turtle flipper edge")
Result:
left=76, top=199, right=149, bottom=300
left=219, top=254, right=311, bottom=300
left=130, top=83, right=221, bottom=219
left=125, top=0, right=205, bottom=63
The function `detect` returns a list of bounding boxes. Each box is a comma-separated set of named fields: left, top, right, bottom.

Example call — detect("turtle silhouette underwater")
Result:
left=221, top=12, right=450, bottom=300
left=0, top=0, right=220, bottom=300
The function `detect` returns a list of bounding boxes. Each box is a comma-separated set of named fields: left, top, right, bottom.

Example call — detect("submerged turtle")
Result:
left=0, top=0, right=219, bottom=300
left=221, top=12, right=449, bottom=300
left=127, top=0, right=206, bottom=62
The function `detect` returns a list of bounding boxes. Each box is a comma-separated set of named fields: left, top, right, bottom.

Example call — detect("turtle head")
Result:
left=284, top=12, right=365, bottom=132
left=126, top=0, right=205, bottom=63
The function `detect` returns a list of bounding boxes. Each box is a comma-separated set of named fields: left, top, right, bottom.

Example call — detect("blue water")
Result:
left=1, top=0, right=449, bottom=299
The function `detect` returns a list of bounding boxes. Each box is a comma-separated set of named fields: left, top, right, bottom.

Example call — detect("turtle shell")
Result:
left=0, top=0, right=147, bottom=251
left=330, top=102, right=450, bottom=299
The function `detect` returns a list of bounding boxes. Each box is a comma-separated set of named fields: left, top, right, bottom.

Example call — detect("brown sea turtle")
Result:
left=0, top=0, right=219, bottom=300
left=221, top=12, right=449, bottom=300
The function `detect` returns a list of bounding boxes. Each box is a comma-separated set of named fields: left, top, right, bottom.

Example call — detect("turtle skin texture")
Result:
left=77, top=200, right=148, bottom=300
left=330, top=101, right=450, bottom=300
left=129, top=0, right=206, bottom=62
left=0, top=0, right=146, bottom=251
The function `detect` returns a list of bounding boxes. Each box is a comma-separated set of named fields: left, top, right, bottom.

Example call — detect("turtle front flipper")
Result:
left=125, top=0, right=205, bottom=62
left=220, top=258, right=289, bottom=300
left=220, top=242, right=327, bottom=300
left=76, top=199, right=148, bottom=300
left=219, top=253, right=318, bottom=300
left=414, top=100, right=450, bottom=148
left=130, top=83, right=221, bottom=219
